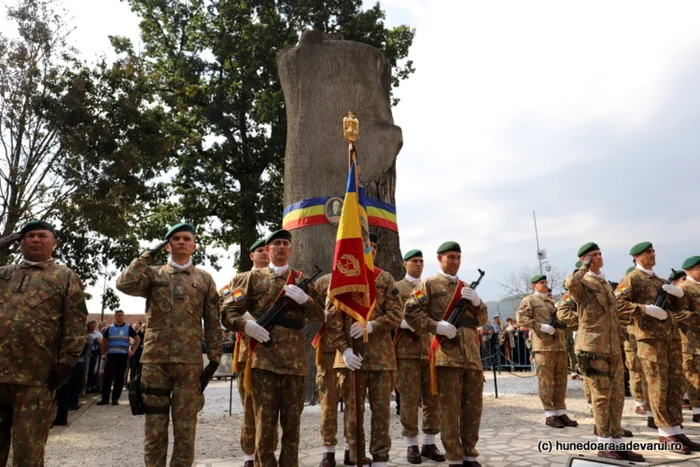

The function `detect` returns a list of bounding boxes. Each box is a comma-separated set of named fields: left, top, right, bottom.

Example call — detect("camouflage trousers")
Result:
left=683, top=354, right=700, bottom=408
left=436, top=367, right=483, bottom=462
left=533, top=352, right=567, bottom=411
left=586, top=352, right=624, bottom=438
left=338, top=369, right=394, bottom=463
left=250, top=369, right=305, bottom=467
left=638, top=340, right=684, bottom=428
left=0, top=384, right=55, bottom=467
left=141, top=363, right=204, bottom=467
left=624, top=348, right=649, bottom=406
left=584, top=377, right=591, bottom=404
left=396, top=358, right=440, bottom=438
left=238, top=364, right=255, bottom=455
left=315, top=363, right=344, bottom=446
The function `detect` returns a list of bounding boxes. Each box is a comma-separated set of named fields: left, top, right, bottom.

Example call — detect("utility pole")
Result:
left=533, top=210, right=551, bottom=284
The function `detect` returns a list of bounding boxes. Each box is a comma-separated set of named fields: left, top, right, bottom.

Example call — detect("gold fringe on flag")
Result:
left=232, top=333, right=241, bottom=374
left=430, top=354, right=439, bottom=395
left=244, top=357, right=253, bottom=392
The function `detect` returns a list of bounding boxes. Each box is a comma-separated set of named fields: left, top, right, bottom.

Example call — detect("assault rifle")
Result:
left=546, top=309, right=568, bottom=329
left=655, top=269, right=679, bottom=309
left=255, top=265, right=323, bottom=344
left=446, top=269, right=486, bottom=330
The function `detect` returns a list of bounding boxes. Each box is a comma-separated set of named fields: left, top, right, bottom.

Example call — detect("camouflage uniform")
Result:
left=560, top=268, right=624, bottom=438
left=404, top=274, right=488, bottom=463
left=312, top=273, right=345, bottom=448
left=555, top=294, right=592, bottom=403
left=616, top=269, right=683, bottom=429
left=327, top=270, right=402, bottom=464
left=0, top=260, right=87, bottom=467
left=116, top=253, right=222, bottom=467
left=565, top=329, right=577, bottom=374
left=394, top=278, right=440, bottom=440
left=676, top=278, right=700, bottom=410
left=621, top=322, right=649, bottom=408
left=516, top=293, right=567, bottom=413
left=221, top=273, right=256, bottom=457
left=221, top=268, right=323, bottom=467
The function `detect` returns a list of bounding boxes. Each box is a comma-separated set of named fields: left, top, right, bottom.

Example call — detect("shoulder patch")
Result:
left=232, top=288, right=244, bottom=302
left=219, top=285, right=231, bottom=297
left=413, top=289, right=427, bottom=303
left=615, top=284, right=630, bottom=297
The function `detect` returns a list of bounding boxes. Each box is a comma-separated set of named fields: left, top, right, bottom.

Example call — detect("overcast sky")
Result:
left=4, top=0, right=700, bottom=314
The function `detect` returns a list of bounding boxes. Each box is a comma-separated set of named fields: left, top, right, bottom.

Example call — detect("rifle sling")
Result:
left=270, top=314, right=304, bottom=330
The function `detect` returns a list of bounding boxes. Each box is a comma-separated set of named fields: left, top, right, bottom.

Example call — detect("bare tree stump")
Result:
left=277, top=30, right=403, bottom=402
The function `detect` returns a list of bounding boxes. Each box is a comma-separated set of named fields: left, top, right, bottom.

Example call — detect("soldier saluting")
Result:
left=0, top=221, right=88, bottom=467
left=116, top=223, right=222, bottom=466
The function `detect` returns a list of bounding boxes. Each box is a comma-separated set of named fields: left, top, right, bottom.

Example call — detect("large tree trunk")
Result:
left=277, top=30, right=404, bottom=402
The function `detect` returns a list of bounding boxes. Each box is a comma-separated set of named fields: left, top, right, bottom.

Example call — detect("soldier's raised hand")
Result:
left=244, top=320, right=270, bottom=343
left=581, top=255, right=592, bottom=267
left=436, top=320, right=457, bottom=339
left=147, top=239, right=169, bottom=258
left=644, top=304, right=668, bottom=321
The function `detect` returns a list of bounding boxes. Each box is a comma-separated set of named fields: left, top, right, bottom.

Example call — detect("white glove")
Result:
left=662, top=284, right=684, bottom=298
left=350, top=321, right=373, bottom=339
left=435, top=320, right=457, bottom=339
left=581, top=255, right=592, bottom=266
left=324, top=310, right=329, bottom=322
left=461, top=287, right=481, bottom=306
left=342, top=348, right=363, bottom=371
left=644, top=305, right=668, bottom=320
left=243, top=312, right=254, bottom=321
left=539, top=323, right=555, bottom=335
left=284, top=285, right=309, bottom=304
left=400, top=319, right=414, bottom=331
left=243, top=320, right=270, bottom=343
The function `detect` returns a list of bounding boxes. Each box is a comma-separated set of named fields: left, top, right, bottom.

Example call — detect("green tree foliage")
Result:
left=120, top=0, right=415, bottom=271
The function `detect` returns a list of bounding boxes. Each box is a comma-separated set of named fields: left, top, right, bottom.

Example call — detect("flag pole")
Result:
left=343, top=113, right=365, bottom=465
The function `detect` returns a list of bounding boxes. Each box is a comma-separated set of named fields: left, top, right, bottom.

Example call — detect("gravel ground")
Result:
left=42, top=372, right=623, bottom=466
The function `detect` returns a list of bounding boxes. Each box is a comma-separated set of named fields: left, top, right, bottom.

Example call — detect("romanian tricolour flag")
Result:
left=328, top=146, right=377, bottom=324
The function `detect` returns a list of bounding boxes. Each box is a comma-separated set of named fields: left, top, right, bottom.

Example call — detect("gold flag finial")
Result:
left=343, top=111, right=359, bottom=142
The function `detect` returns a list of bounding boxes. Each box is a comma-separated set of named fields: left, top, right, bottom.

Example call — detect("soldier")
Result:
left=312, top=272, right=346, bottom=467
left=326, top=233, right=402, bottom=467
left=0, top=221, right=88, bottom=467
left=559, top=242, right=644, bottom=462
left=394, top=249, right=444, bottom=464
left=219, top=237, right=269, bottom=467
left=676, top=257, right=700, bottom=423
left=221, top=229, right=324, bottom=467
left=517, top=274, right=576, bottom=428
left=115, top=222, right=223, bottom=466
left=619, top=265, right=652, bottom=423
left=616, top=242, right=700, bottom=454
left=404, top=241, right=488, bottom=467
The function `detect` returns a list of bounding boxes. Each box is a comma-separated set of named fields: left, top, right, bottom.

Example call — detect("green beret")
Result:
left=164, top=222, right=196, bottom=240
left=20, top=220, right=55, bottom=236
left=682, top=256, right=700, bottom=270
left=626, top=266, right=636, bottom=275
left=671, top=270, right=687, bottom=281
left=249, top=238, right=266, bottom=253
left=266, top=229, right=292, bottom=244
left=530, top=274, right=547, bottom=284
left=575, top=260, right=582, bottom=268
left=629, top=241, right=652, bottom=256
left=403, top=249, right=422, bottom=261
left=369, top=233, right=378, bottom=245
left=437, top=241, right=460, bottom=254
left=577, top=242, right=599, bottom=257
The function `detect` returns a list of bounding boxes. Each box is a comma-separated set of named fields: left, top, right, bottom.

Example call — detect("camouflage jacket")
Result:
left=516, top=293, right=566, bottom=352
left=563, top=267, right=621, bottom=358
left=616, top=268, right=680, bottom=341
left=220, top=271, right=250, bottom=364
left=328, top=269, right=402, bottom=371
left=220, top=267, right=324, bottom=375
left=404, top=273, right=488, bottom=370
left=394, top=277, right=430, bottom=360
left=116, top=253, right=222, bottom=365
left=676, top=279, right=700, bottom=355
left=312, top=273, right=336, bottom=369
left=0, top=260, right=87, bottom=386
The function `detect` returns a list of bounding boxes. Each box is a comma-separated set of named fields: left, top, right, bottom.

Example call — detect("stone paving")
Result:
left=196, top=413, right=700, bottom=467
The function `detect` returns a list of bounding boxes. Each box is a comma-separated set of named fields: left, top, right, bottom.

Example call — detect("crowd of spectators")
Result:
left=477, top=317, right=533, bottom=371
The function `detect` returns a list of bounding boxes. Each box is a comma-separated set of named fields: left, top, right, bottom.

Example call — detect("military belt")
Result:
left=583, top=368, right=613, bottom=379
left=141, top=386, right=171, bottom=397
left=143, top=404, right=170, bottom=414
left=270, top=315, right=304, bottom=330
